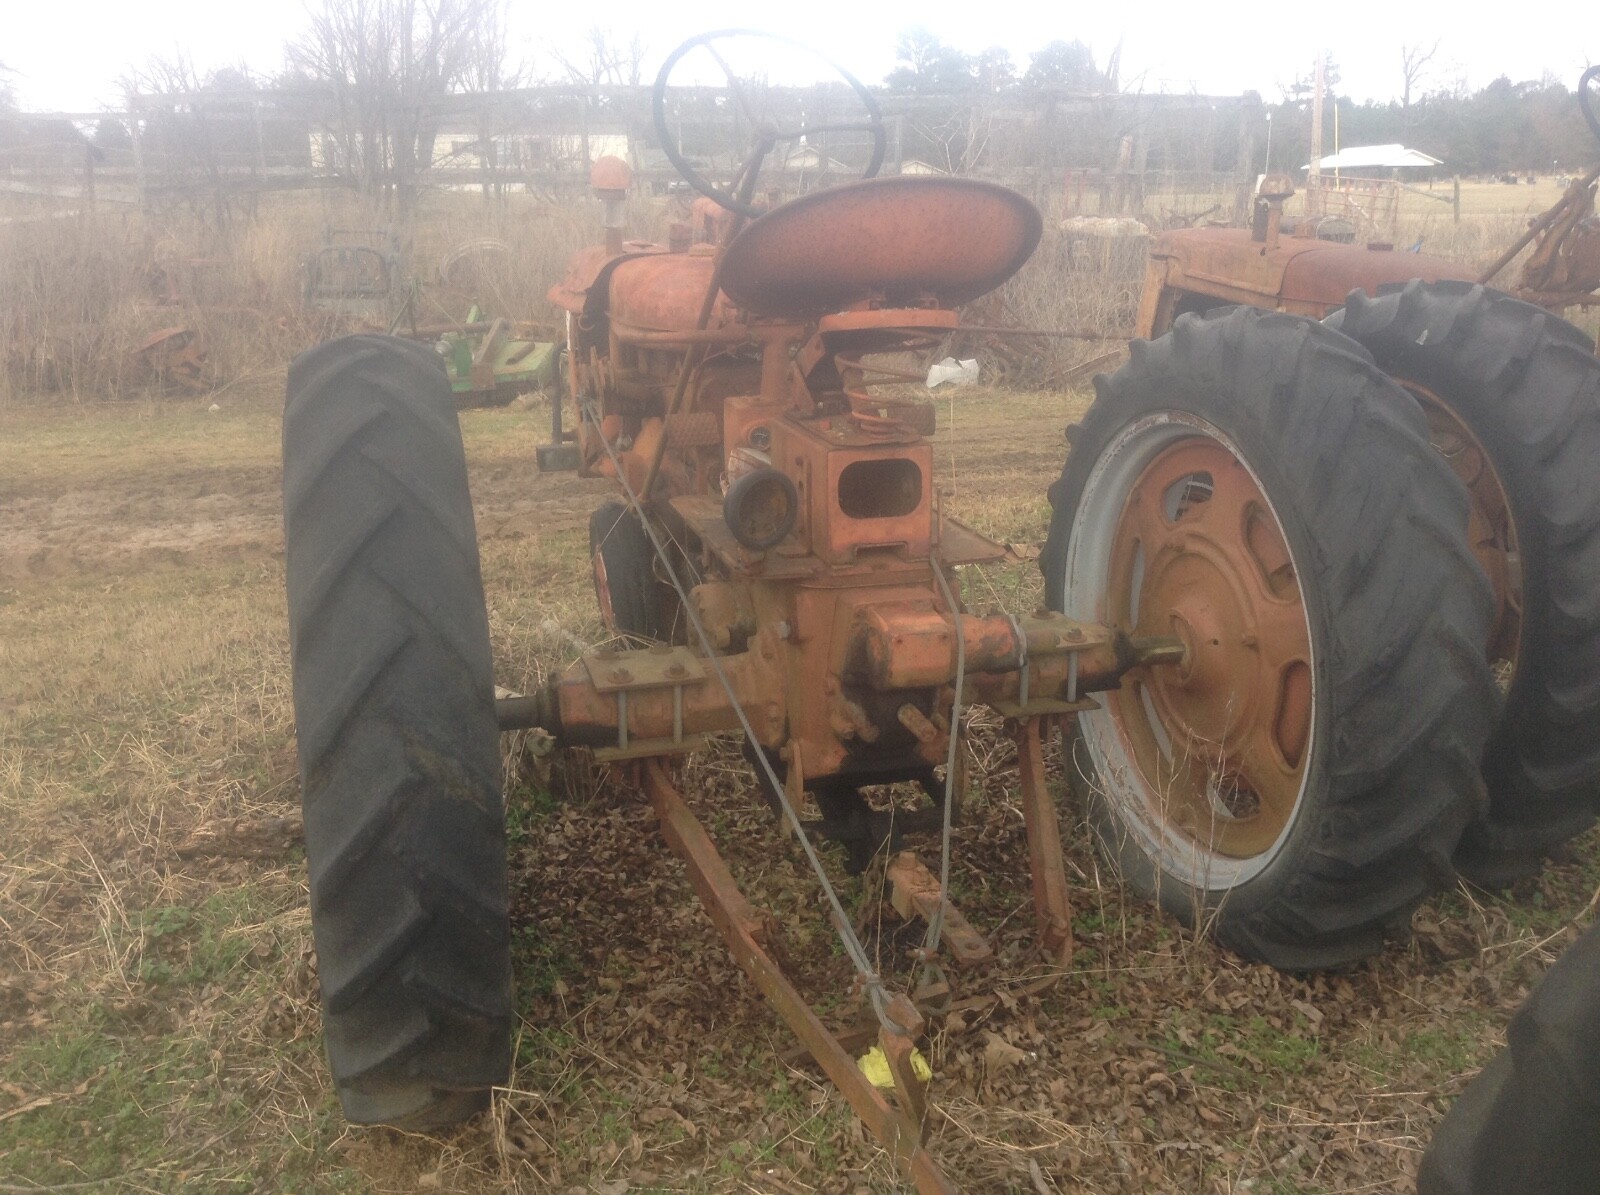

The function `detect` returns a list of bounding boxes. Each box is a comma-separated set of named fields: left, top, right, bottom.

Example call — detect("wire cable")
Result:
left=922, top=558, right=966, bottom=978
left=580, top=399, right=911, bottom=1034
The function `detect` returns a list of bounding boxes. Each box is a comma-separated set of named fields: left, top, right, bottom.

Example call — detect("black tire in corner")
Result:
left=1330, top=281, right=1600, bottom=885
left=1039, top=306, right=1498, bottom=970
left=283, top=334, right=511, bottom=1129
left=589, top=499, right=666, bottom=641
left=1417, top=919, right=1600, bottom=1195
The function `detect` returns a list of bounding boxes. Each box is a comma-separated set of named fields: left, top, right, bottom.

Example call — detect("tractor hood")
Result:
left=1150, top=227, right=1475, bottom=315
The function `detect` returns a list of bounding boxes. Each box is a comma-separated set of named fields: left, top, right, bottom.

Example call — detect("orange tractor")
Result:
left=279, top=34, right=1600, bottom=1190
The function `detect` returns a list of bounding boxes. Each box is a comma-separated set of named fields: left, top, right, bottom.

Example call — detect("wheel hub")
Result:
left=1403, top=381, right=1524, bottom=686
left=1106, top=437, right=1313, bottom=860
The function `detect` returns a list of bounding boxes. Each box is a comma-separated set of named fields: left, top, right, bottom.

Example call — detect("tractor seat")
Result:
left=719, top=176, right=1043, bottom=319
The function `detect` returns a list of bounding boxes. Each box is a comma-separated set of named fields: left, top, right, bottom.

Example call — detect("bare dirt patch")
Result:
left=0, top=464, right=284, bottom=580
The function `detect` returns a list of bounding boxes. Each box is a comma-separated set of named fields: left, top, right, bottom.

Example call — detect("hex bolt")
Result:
left=608, top=667, right=633, bottom=684
left=665, top=662, right=688, bottom=678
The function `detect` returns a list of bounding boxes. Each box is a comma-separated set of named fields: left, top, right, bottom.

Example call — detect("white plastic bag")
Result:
left=925, top=357, right=979, bottom=388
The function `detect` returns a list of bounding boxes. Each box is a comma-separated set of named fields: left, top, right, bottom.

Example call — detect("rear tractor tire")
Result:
left=1040, top=307, right=1499, bottom=970
left=1331, top=281, right=1600, bottom=885
left=284, top=335, right=512, bottom=1129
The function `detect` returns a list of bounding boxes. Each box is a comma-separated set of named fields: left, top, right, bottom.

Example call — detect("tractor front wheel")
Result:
left=589, top=500, right=671, bottom=642
left=283, top=335, right=511, bottom=1129
left=1041, top=307, right=1498, bottom=970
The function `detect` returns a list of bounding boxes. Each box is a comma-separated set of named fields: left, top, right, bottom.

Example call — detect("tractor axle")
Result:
left=496, top=610, right=1184, bottom=769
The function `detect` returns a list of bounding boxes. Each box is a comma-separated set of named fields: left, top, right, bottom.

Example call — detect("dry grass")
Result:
left=4, top=173, right=1591, bottom=406
left=4, top=378, right=1599, bottom=1194
left=0, top=189, right=672, bottom=405
left=3, top=182, right=1600, bottom=1193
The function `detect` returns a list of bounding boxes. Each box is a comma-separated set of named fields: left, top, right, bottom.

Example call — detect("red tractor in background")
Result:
left=1136, top=63, right=1600, bottom=341
left=278, top=34, right=1600, bottom=1191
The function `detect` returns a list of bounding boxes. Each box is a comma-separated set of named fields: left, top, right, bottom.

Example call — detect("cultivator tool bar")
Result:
left=498, top=696, right=1106, bottom=1189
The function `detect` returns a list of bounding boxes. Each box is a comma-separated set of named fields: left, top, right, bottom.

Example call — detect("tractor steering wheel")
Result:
left=1581, top=65, right=1600, bottom=147
left=652, top=29, right=887, bottom=220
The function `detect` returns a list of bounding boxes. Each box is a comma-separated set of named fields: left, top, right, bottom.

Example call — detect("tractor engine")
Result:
left=537, top=159, right=1142, bottom=846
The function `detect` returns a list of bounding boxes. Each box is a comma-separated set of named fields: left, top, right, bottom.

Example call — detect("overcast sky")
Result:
left=5, top=0, right=1593, bottom=112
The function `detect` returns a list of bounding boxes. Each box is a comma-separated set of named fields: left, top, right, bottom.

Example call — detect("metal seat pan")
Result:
left=719, top=177, right=1043, bottom=318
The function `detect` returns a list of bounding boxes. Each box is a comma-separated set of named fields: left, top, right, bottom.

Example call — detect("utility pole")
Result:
left=1308, top=53, right=1325, bottom=216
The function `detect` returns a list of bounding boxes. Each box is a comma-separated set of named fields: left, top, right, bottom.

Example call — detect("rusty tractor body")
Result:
left=1137, top=99, right=1600, bottom=341
left=1134, top=185, right=1600, bottom=339
left=1134, top=180, right=1476, bottom=338
left=279, top=40, right=1600, bottom=1193
left=539, top=170, right=1104, bottom=794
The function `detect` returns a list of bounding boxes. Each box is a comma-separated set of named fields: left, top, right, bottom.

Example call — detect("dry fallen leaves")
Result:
left=983, top=1032, right=1028, bottom=1075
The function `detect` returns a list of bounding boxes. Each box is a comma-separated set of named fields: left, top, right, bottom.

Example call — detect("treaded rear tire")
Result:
left=1331, top=282, right=1600, bottom=884
left=1040, top=307, right=1498, bottom=970
left=284, top=334, right=511, bottom=1129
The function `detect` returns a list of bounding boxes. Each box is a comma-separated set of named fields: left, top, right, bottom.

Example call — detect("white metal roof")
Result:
left=1304, top=144, right=1443, bottom=170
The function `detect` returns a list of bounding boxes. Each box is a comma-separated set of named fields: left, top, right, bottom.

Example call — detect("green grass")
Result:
left=0, top=874, right=354, bottom=1190
left=0, top=399, right=283, bottom=492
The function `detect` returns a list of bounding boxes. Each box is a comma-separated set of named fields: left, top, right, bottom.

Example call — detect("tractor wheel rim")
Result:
left=1400, top=381, right=1523, bottom=689
left=592, top=549, right=620, bottom=632
left=1062, top=412, right=1315, bottom=887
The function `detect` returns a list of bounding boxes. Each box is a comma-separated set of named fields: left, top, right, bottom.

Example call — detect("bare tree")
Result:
left=121, top=54, right=253, bottom=227
left=287, top=0, right=514, bottom=210
left=914, top=106, right=994, bottom=175
left=1401, top=40, right=1440, bottom=138
left=552, top=25, right=648, bottom=88
left=549, top=26, right=647, bottom=173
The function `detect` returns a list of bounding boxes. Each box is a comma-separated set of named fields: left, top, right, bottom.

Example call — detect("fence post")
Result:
left=129, top=106, right=148, bottom=211
left=1453, top=175, right=1461, bottom=223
